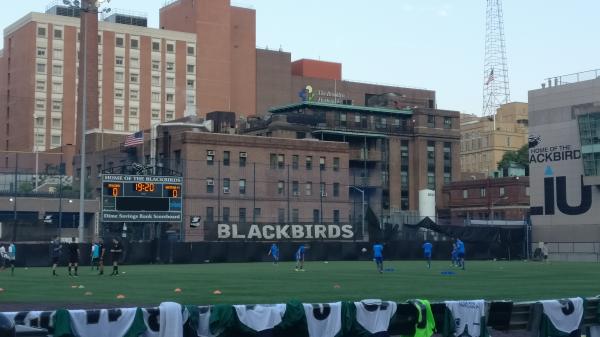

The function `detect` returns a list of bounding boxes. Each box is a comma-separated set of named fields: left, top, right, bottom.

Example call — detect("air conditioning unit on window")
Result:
left=207, top=150, right=215, bottom=156
left=293, top=191, right=299, bottom=196
left=207, top=180, right=214, bottom=186
left=321, top=192, right=327, bottom=197
left=240, top=152, right=247, bottom=158
left=223, top=187, right=230, bottom=194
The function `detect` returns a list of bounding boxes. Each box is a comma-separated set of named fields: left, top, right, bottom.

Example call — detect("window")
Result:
left=35, top=99, right=45, bottom=110
left=51, top=118, right=61, bottom=129
left=306, top=156, right=312, bottom=170
left=292, top=209, right=299, bottom=223
left=152, top=76, right=160, bottom=86
left=239, top=179, right=246, bottom=194
left=270, top=153, right=277, bottom=169
left=116, top=37, right=124, bottom=47
left=427, top=173, right=435, bottom=189
left=52, top=100, right=62, bottom=111
left=35, top=117, right=44, bottom=127
left=36, top=63, right=45, bottom=73
left=223, top=151, right=230, bottom=166
left=166, top=62, right=174, bottom=71
left=166, top=77, right=174, bottom=88
left=52, top=82, right=62, bottom=93
left=166, top=43, right=174, bottom=53
left=444, top=117, right=452, bottom=129
left=292, top=181, right=299, bottom=196
left=37, top=47, right=46, bottom=57
left=115, top=71, right=124, bottom=82
left=129, top=123, right=138, bottom=131
left=320, top=182, right=326, bottom=196
left=253, top=208, right=261, bottom=222
left=278, top=181, right=284, bottom=195
left=333, top=157, right=340, bottom=171
left=319, top=157, right=326, bottom=171
left=239, top=153, right=247, bottom=167
left=223, top=178, right=230, bottom=193
left=166, top=110, right=174, bottom=120
left=151, top=109, right=160, bottom=119
left=223, top=207, right=230, bottom=223
left=207, top=150, right=214, bottom=165
left=239, top=208, right=246, bottom=224
left=130, top=90, right=138, bottom=100
left=340, top=112, right=347, bottom=127
left=36, top=81, right=45, bottom=91
left=51, top=135, right=61, bottom=146
left=499, top=187, right=505, bottom=197
left=292, top=155, right=299, bottom=170
left=206, top=178, right=214, bottom=193
left=130, top=39, right=139, bottom=49
left=35, top=134, right=45, bottom=146
left=305, top=182, right=312, bottom=196
left=525, top=187, right=530, bottom=196
left=463, top=190, right=468, bottom=199
left=114, top=122, right=124, bottom=131
left=152, top=61, right=160, bottom=70
left=53, top=48, right=63, bottom=59
left=52, top=64, right=62, bottom=76
left=277, top=154, right=285, bottom=169
left=166, top=93, right=174, bottom=102
left=313, top=210, right=320, bottom=223
left=152, top=92, right=160, bottom=102
left=187, top=79, right=195, bottom=89
left=152, top=41, right=160, bottom=51
left=54, top=29, right=62, bottom=39
left=333, top=210, right=340, bottom=224
left=333, top=183, right=340, bottom=197
left=480, top=188, right=486, bottom=197
left=206, top=207, right=214, bottom=224
left=37, top=27, right=46, bottom=37
left=278, top=209, right=285, bottom=224
left=115, top=106, right=123, bottom=116
left=187, top=46, right=195, bottom=55
left=115, top=88, right=124, bottom=98
left=115, top=56, right=124, bottom=66
left=187, top=64, right=195, bottom=73
left=130, top=57, right=139, bottom=68
left=427, top=141, right=435, bottom=189
left=427, top=115, right=435, bottom=128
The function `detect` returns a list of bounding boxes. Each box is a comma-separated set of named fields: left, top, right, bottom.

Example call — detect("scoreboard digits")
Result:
left=103, top=182, right=181, bottom=198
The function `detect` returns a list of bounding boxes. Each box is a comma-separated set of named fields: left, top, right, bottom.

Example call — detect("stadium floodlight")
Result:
left=63, top=0, right=71, bottom=5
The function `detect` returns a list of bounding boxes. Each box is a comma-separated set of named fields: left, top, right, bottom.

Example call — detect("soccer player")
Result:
left=50, top=236, right=62, bottom=276
left=294, top=244, right=305, bottom=271
left=456, top=238, right=465, bottom=270
left=422, top=241, right=433, bottom=269
left=373, top=242, right=384, bottom=274
left=110, top=238, right=123, bottom=276
left=67, top=237, right=80, bottom=276
left=0, top=244, right=6, bottom=270
left=7, top=242, right=16, bottom=276
left=268, top=243, right=279, bottom=265
left=91, top=242, right=99, bottom=270
left=97, top=239, right=106, bottom=275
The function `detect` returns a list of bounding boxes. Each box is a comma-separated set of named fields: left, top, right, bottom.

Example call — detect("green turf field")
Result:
left=0, top=260, right=598, bottom=308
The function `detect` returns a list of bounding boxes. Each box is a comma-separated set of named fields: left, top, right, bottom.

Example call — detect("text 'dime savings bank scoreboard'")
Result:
left=101, top=174, right=183, bottom=222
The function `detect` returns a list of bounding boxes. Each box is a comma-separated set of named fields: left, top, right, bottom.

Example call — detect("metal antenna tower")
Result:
left=483, top=0, right=510, bottom=121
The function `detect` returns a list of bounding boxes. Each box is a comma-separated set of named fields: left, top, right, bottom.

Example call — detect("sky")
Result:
left=1, top=1, right=598, bottom=115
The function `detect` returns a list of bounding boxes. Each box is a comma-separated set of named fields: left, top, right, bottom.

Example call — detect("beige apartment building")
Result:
left=460, top=102, right=528, bottom=177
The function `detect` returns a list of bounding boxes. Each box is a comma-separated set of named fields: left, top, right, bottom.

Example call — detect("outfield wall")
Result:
left=6, top=240, right=524, bottom=267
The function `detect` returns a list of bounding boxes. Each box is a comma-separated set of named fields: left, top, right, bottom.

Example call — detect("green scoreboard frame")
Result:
left=101, top=174, right=183, bottom=223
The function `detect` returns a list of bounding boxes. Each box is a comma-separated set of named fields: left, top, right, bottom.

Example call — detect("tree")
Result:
left=497, top=144, right=529, bottom=170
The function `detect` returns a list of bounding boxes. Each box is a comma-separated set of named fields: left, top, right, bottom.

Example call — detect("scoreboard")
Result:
left=101, top=174, right=183, bottom=223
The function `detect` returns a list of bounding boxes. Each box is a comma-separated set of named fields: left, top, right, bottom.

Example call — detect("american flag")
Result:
left=485, top=68, right=495, bottom=86
left=124, top=131, right=144, bottom=147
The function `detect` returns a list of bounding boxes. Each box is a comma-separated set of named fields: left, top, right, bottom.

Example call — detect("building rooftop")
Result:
left=269, top=101, right=413, bottom=116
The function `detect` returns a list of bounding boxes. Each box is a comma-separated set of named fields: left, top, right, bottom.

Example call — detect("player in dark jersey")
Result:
left=67, top=237, right=79, bottom=276
left=109, top=238, right=123, bottom=276
left=97, top=239, right=106, bottom=275
left=50, top=236, right=62, bottom=276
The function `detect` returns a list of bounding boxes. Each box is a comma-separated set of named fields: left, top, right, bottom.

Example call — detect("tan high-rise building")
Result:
left=460, top=102, right=528, bottom=176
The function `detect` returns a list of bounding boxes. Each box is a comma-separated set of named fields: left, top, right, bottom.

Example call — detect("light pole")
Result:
left=9, top=197, right=17, bottom=241
left=63, top=0, right=111, bottom=243
left=349, top=186, right=365, bottom=240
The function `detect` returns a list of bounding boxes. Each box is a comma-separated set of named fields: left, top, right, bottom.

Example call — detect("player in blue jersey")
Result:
left=268, top=243, right=279, bottom=265
left=422, top=241, right=433, bottom=269
left=372, top=242, right=384, bottom=274
left=294, top=244, right=305, bottom=271
left=456, top=238, right=465, bottom=270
